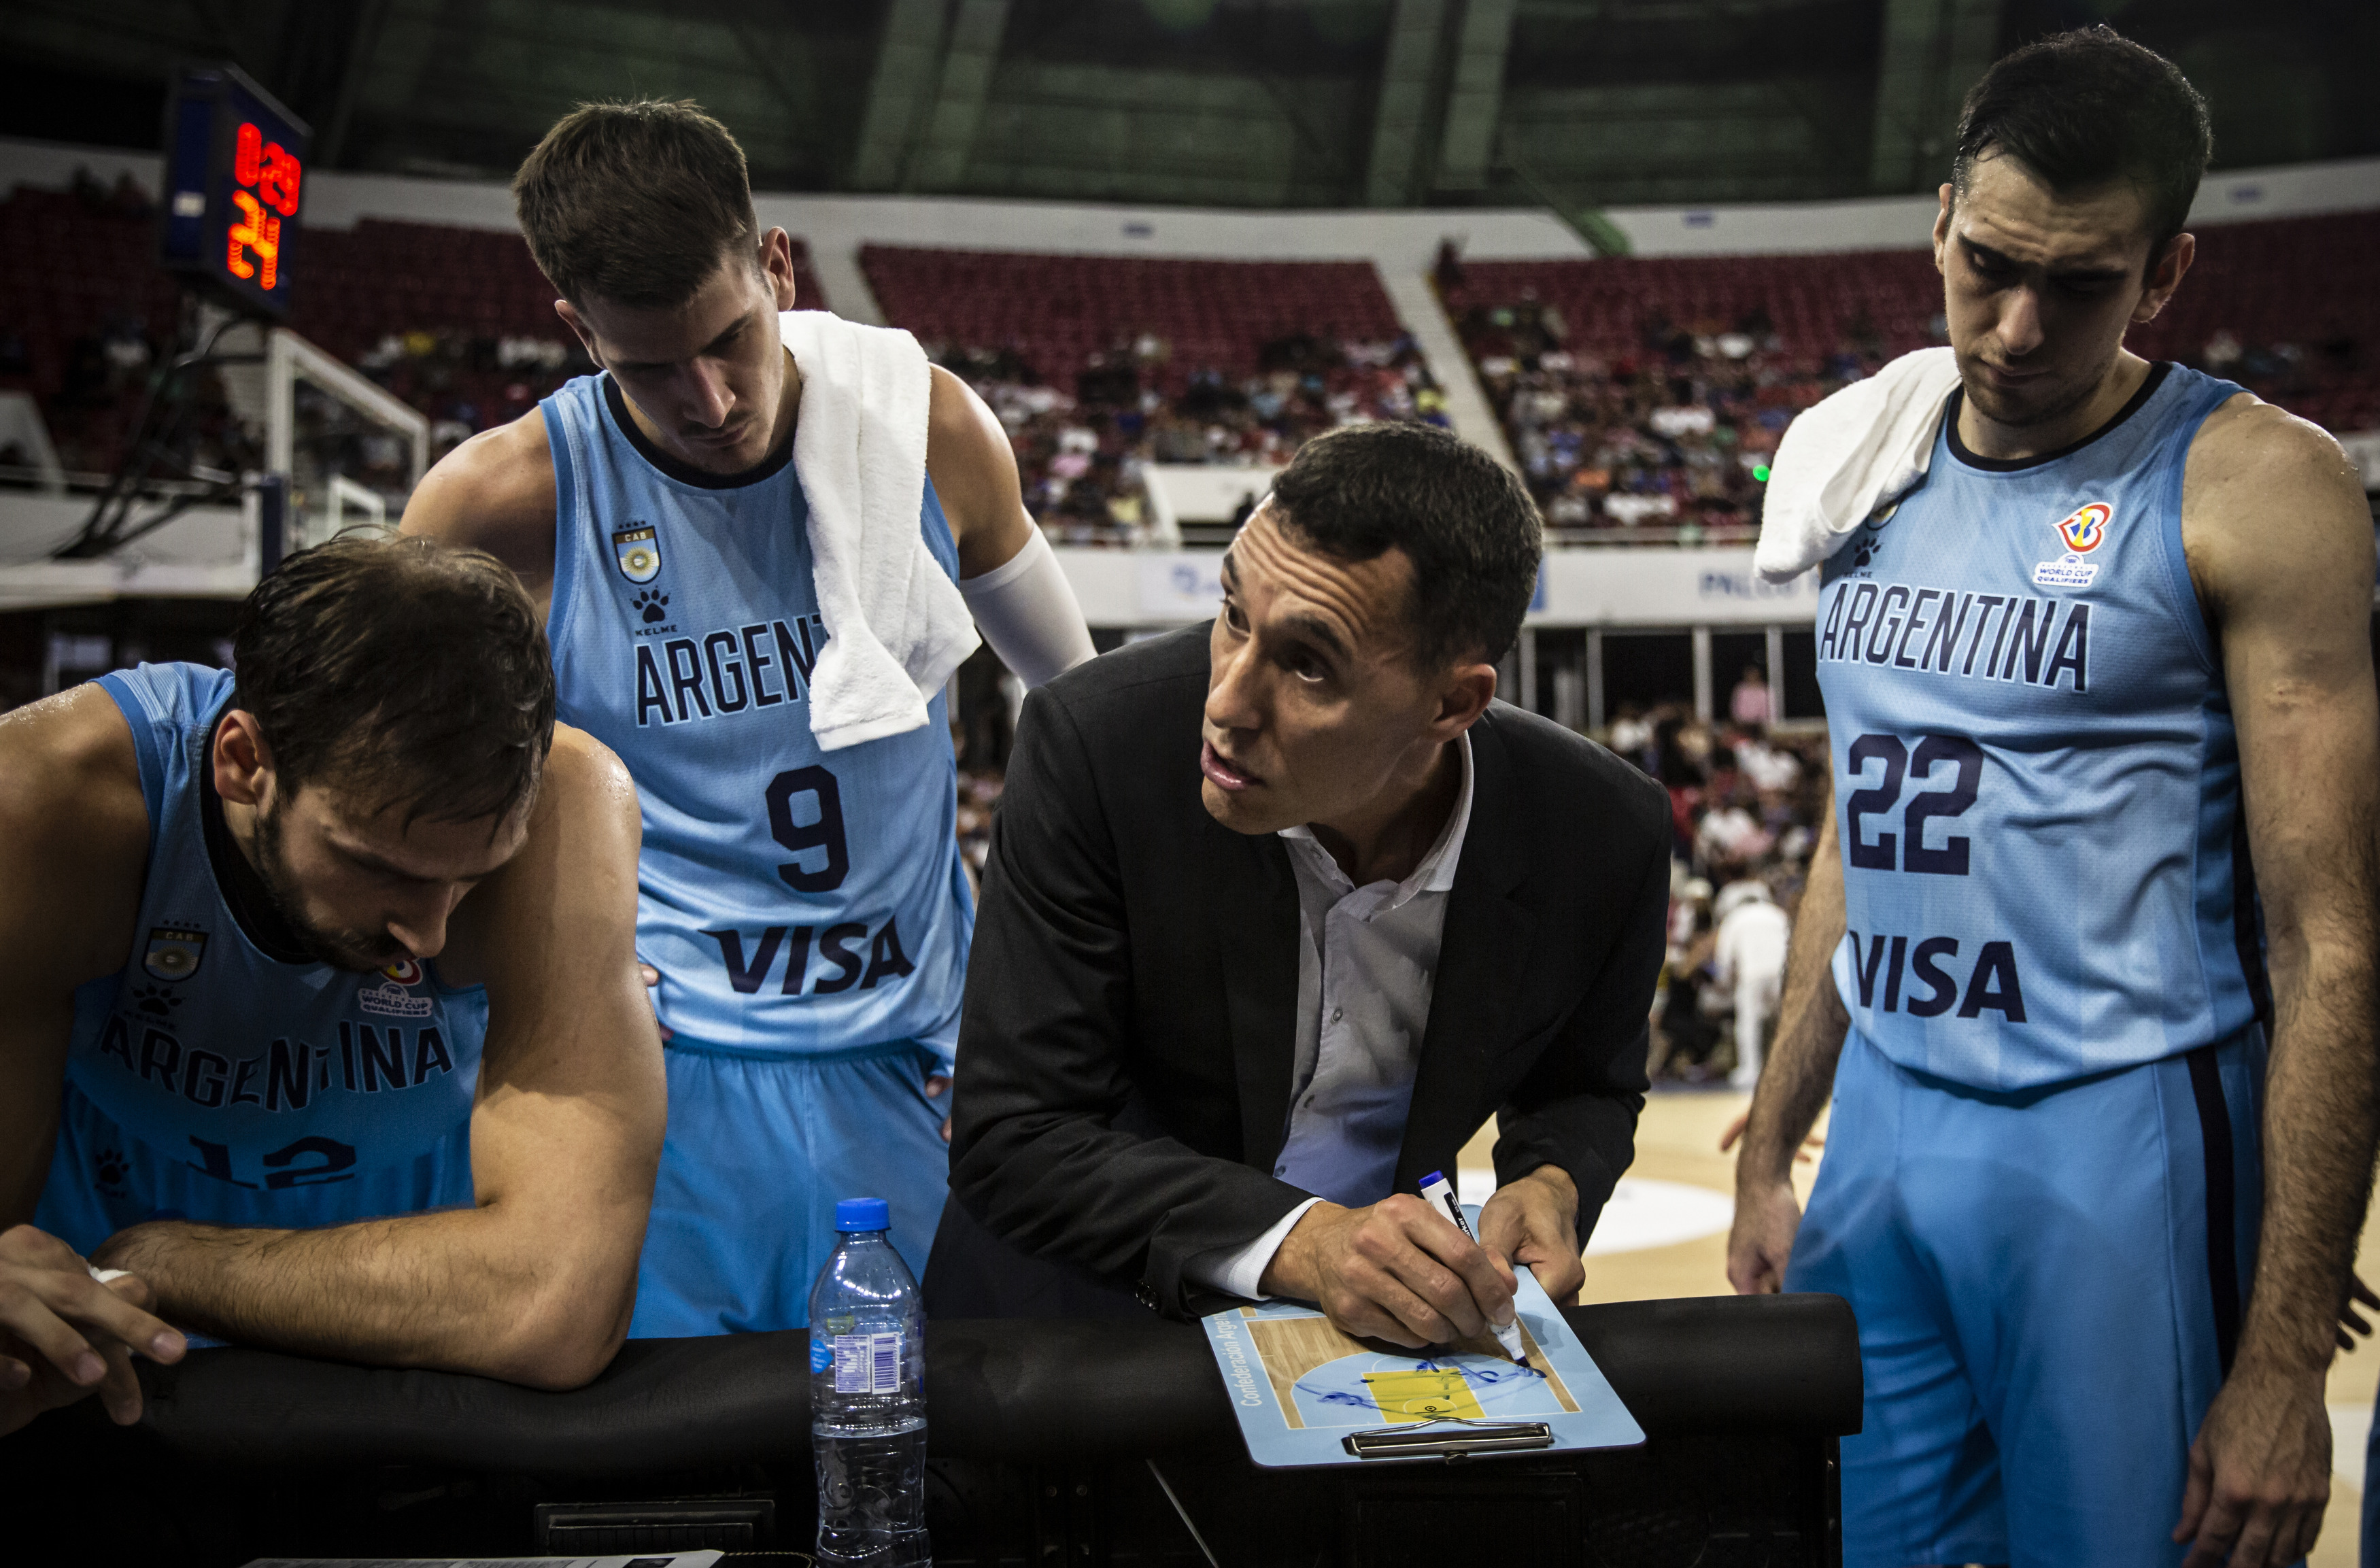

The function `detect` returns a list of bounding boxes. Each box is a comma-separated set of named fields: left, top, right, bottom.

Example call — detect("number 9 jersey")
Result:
left=1814, top=362, right=2263, bottom=1091
left=541, top=371, right=971, bottom=1066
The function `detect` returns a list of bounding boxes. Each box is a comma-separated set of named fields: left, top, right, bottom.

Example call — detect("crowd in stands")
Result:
left=1440, top=245, right=1941, bottom=541
left=1601, top=674, right=1830, bottom=1086
left=865, top=246, right=1448, bottom=545
left=925, top=328, right=1449, bottom=544
left=1440, top=209, right=2378, bottom=541
left=0, top=175, right=188, bottom=479
left=5, top=169, right=2370, bottom=547
left=2127, top=209, right=2380, bottom=435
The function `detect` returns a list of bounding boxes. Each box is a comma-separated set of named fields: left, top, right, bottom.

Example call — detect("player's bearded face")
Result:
left=1935, top=154, right=2171, bottom=432
left=249, top=779, right=530, bottom=974
left=1200, top=504, right=1475, bottom=840
left=251, top=794, right=413, bottom=972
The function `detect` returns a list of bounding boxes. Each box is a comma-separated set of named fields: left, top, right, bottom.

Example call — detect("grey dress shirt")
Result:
left=1185, top=734, right=1476, bottom=1298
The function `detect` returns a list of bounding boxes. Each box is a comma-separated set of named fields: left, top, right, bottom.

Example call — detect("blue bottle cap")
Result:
left=1419, top=1170, right=1446, bottom=1188
left=835, top=1197, right=891, bottom=1233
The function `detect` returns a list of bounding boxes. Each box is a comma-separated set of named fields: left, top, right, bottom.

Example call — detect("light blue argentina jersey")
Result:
left=1816, top=363, right=2262, bottom=1090
left=541, top=373, right=971, bottom=1058
left=44, top=664, right=486, bottom=1236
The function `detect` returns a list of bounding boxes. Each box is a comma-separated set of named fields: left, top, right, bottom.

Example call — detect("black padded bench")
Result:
left=0, top=1293, right=1859, bottom=1567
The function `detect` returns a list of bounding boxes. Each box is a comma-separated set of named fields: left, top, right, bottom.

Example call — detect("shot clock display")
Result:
left=158, top=64, right=311, bottom=318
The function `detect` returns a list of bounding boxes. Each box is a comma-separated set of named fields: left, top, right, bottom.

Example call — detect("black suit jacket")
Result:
left=928, top=626, right=1671, bottom=1320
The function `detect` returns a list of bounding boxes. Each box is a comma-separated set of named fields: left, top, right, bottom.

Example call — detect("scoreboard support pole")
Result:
left=256, top=473, right=288, bottom=576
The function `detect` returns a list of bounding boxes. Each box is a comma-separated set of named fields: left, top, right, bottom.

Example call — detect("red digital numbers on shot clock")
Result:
left=226, top=120, right=302, bottom=290
left=160, top=65, right=312, bottom=317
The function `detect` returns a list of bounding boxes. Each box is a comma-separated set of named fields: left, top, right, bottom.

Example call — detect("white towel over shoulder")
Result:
left=780, top=309, right=982, bottom=751
left=1754, top=347, right=1963, bottom=583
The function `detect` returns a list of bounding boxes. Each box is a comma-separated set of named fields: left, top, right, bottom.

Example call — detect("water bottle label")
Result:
left=810, top=1337, right=832, bottom=1374
left=833, top=1331, right=904, bottom=1395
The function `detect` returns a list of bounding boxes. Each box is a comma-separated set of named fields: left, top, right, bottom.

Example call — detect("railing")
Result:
left=0, top=462, right=224, bottom=496
left=1546, top=523, right=1761, bottom=549
left=1041, top=519, right=1767, bottom=551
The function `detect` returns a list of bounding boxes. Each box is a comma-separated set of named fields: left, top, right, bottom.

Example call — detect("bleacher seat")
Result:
left=1444, top=209, right=2379, bottom=434
left=860, top=247, right=1402, bottom=396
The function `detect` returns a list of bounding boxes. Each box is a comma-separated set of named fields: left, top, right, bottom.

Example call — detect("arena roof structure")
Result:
left=10, top=0, right=2377, bottom=218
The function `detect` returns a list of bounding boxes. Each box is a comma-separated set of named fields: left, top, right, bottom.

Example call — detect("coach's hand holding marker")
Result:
left=1420, top=1170, right=1529, bottom=1367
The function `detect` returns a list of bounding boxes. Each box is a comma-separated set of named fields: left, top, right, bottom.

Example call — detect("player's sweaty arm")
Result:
left=92, top=732, right=667, bottom=1391
left=0, top=690, right=188, bottom=1427
left=398, top=413, right=562, bottom=618
left=925, top=364, right=1095, bottom=682
left=2173, top=405, right=2380, bottom=1568
left=1727, top=780, right=1849, bottom=1295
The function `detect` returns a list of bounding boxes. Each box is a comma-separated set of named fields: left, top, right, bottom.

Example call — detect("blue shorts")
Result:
left=627, top=1039, right=951, bottom=1338
left=1786, top=1025, right=2264, bottom=1568
left=2364, top=1375, right=2380, bottom=1567
left=34, top=1077, right=474, bottom=1257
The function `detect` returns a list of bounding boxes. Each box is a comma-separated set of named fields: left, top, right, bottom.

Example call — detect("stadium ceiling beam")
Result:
left=851, top=0, right=953, bottom=192
left=1203, top=41, right=1361, bottom=190
left=288, top=0, right=395, bottom=169
left=906, top=0, right=1014, bottom=192
left=1366, top=0, right=1451, bottom=207
left=1434, top=0, right=1518, bottom=192
left=1869, top=0, right=2003, bottom=194
left=716, top=5, right=827, bottom=154
left=182, top=0, right=270, bottom=84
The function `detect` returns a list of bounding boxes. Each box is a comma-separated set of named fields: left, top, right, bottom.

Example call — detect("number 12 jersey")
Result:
left=541, top=372, right=971, bottom=1061
left=1815, top=362, right=2262, bottom=1090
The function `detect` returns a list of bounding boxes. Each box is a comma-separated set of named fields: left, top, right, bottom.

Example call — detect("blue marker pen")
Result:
left=1418, top=1170, right=1529, bottom=1367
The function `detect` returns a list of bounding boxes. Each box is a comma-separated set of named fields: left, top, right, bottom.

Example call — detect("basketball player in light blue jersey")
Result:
left=0, top=536, right=665, bottom=1408
left=1727, top=31, right=2378, bottom=1568
left=404, top=101, right=1095, bottom=1336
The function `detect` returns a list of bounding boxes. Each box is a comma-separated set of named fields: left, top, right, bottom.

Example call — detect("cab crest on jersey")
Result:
left=614, top=524, right=661, bottom=583
left=143, top=924, right=207, bottom=982
left=2033, top=500, right=2114, bottom=590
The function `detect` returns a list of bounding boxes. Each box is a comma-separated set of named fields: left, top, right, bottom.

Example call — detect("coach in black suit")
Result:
left=926, top=423, right=1671, bottom=1346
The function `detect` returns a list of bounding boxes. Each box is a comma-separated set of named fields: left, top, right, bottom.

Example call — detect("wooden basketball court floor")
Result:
left=1457, top=1088, right=2376, bottom=1566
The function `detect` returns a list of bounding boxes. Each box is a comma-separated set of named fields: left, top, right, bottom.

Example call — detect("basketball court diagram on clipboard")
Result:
left=1202, top=1231, right=1644, bottom=1467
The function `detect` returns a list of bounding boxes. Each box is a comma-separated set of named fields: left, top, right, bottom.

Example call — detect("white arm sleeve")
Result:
left=1182, top=1197, right=1323, bottom=1301
left=957, top=527, right=1096, bottom=687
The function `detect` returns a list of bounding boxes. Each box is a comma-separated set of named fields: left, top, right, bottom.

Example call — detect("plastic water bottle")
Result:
left=809, top=1197, right=930, bottom=1567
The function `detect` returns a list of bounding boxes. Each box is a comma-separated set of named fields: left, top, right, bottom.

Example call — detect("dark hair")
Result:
left=233, top=534, right=556, bottom=826
left=1952, top=27, right=2212, bottom=277
left=1266, top=422, right=1542, bottom=668
left=513, top=99, right=758, bottom=307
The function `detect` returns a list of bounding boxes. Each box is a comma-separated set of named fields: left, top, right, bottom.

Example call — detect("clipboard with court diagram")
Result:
left=1201, top=1233, right=1644, bottom=1468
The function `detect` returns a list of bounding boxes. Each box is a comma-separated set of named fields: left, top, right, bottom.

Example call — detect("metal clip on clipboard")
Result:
left=1342, top=1417, right=1557, bottom=1461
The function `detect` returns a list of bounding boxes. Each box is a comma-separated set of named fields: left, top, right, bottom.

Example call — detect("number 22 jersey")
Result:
left=540, top=371, right=971, bottom=1059
left=1815, top=362, right=2261, bottom=1090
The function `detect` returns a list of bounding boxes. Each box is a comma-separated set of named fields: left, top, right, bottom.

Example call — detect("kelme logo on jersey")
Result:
left=143, top=924, right=207, bottom=982
left=1849, top=502, right=1899, bottom=573
left=614, top=524, right=661, bottom=584
left=2033, top=500, right=2113, bottom=590
left=358, top=958, right=433, bottom=1019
